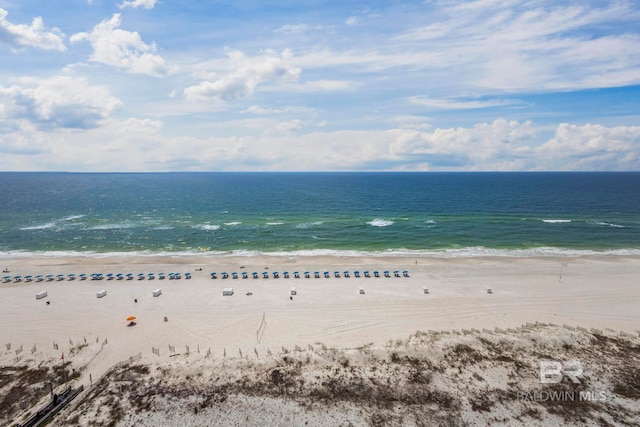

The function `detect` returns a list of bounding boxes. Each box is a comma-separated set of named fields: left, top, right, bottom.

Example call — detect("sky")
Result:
left=1, top=0, right=639, bottom=172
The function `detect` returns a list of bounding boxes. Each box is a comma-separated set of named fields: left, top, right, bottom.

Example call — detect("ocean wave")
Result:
left=266, top=222, right=284, bottom=226
left=87, top=223, right=137, bottom=230
left=296, top=221, right=324, bottom=229
left=3, top=246, right=640, bottom=260
left=224, top=221, right=242, bottom=226
left=20, top=222, right=56, bottom=231
left=194, top=224, right=221, bottom=231
left=61, top=215, right=85, bottom=221
left=541, top=219, right=572, bottom=223
left=368, top=219, right=394, bottom=227
left=592, top=221, right=626, bottom=228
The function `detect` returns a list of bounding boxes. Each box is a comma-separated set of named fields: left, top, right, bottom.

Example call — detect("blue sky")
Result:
left=1, top=0, right=639, bottom=171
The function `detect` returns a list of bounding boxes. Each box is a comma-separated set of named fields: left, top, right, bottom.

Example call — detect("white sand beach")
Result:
left=1, top=254, right=639, bottom=426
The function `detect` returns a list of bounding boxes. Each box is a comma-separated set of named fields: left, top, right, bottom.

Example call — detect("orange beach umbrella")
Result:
left=126, top=316, right=136, bottom=321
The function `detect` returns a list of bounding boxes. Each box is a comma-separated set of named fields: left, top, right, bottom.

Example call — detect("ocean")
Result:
left=1, top=172, right=639, bottom=258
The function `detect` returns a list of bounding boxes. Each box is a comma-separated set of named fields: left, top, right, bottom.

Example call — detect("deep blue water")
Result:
left=1, top=172, right=639, bottom=257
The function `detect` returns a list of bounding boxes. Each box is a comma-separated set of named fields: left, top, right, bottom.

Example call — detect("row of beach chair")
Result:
left=3, top=272, right=191, bottom=283
left=211, top=270, right=410, bottom=279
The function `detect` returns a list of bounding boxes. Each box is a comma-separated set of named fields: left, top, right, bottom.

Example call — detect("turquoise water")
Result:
left=1, top=172, right=639, bottom=257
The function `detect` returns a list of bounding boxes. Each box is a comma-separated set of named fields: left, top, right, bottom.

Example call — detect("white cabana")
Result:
left=359, top=287, right=365, bottom=294
left=96, top=289, right=107, bottom=298
left=422, top=286, right=429, bottom=294
left=153, top=289, right=162, bottom=297
left=290, top=287, right=297, bottom=296
left=223, top=288, right=234, bottom=296
left=484, top=285, right=493, bottom=294
left=36, top=291, right=47, bottom=300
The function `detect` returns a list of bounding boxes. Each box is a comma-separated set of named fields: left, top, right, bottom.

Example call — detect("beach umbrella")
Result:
left=68, top=274, right=76, bottom=280
left=35, top=275, right=43, bottom=281
left=2, top=275, right=10, bottom=282
left=79, top=273, right=87, bottom=280
left=46, top=275, right=54, bottom=281
left=24, top=275, right=33, bottom=281
left=126, top=316, right=136, bottom=321
left=185, top=273, right=191, bottom=279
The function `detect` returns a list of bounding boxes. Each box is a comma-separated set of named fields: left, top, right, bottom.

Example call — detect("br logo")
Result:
left=539, top=360, right=583, bottom=384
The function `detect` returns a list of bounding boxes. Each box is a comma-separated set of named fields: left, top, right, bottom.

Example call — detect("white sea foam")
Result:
left=20, top=222, right=56, bottom=231
left=368, top=219, right=394, bottom=227
left=296, top=221, right=324, bottom=229
left=593, top=221, right=625, bottom=228
left=266, top=222, right=284, bottom=226
left=542, top=219, right=572, bottom=223
left=3, top=246, right=640, bottom=260
left=61, top=215, right=85, bottom=221
left=224, top=222, right=242, bottom=226
left=195, top=224, right=220, bottom=231
left=87, top=223, right=136, bottom=230
left=425, top=220, right=436, bottom=224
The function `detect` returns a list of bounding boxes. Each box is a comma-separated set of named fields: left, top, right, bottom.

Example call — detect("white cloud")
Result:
left=70, top=13, right=167, bottom=77
left=118, top=0, right=158, bottom=10
left=0, top=76, right=122, bottom=129
left=0, top=8, right=65, bottom=51
left=538, top=123, right=640, bottom=170
left=409, top=96, right=522, bottom=110
left=184, top=49, right=300, bottom=102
